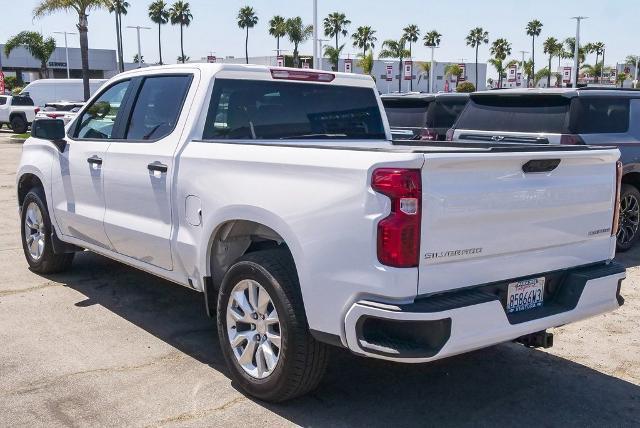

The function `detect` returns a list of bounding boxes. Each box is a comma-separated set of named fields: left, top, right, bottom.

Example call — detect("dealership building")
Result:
left=0, top=45, right=119, bottom=84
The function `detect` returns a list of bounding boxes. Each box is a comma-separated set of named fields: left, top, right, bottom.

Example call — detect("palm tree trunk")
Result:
left=475, top=45, right=479, bottom=88
left=409, top=44, right=413, bottom=91
left=180, top=25, right=185, bottom=63
left=158, top=22, right=163, bottom=65
left=78, top=13, right=90, bottom=101
left=594, top=53, right=600, bottom=83
left=548, top=55, right=552, bottom=87
left=335, top=33, right=339, bottom=51
left=276, top=36, right=280, bottom=54
left=531, top=36, right=535, bottom=87
left=398, top=58, right=403, bottom=93
left=245, top=28, right=249, bottom=64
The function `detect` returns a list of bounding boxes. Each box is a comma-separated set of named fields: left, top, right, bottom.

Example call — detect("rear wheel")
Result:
left=217, top=249, right=328, bottom=402
left=10, top=115, right=27, bottom=134
left=20, top=188, right=74, bottom=273
left=617, top=184, right=640, bottom=252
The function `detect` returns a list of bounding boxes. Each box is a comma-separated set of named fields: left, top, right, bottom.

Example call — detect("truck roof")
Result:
left=472, top=87, right=640, bottom=98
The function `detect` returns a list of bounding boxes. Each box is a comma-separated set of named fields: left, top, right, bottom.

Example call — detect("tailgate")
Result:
left=418, top=148, right=619, bottom=295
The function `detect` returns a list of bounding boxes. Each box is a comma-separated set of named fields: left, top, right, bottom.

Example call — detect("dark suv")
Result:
left=448, top=88, right=640, bottom=250
left=382, top=92, right=469, bottom=141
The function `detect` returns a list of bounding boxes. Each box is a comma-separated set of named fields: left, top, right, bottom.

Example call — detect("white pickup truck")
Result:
left=0, top=94, right=39, bottom=134
left=17, top=64, right=626, bottom=402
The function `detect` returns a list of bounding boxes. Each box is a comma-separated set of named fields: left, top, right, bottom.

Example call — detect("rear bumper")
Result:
left=344, top=262, right=626, bottom=362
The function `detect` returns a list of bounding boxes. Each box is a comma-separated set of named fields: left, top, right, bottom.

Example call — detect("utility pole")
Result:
left=519, top=50, right=529, bottom=87
left=127, top=26, right=151, bottom=68
left=54, top=31, right=78, bottom=79
left=313, top=0, right=318, bottom=69
left=571, top=16, right=587, bottom=88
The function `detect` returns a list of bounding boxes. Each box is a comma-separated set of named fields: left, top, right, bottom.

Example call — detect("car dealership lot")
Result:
left=0, top=131, right=638, bottom=427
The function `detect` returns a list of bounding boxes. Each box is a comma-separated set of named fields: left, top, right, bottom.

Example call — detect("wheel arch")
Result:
left=17, top=172, right=45, bottom=208
left=621, top=170, right=640, bottom=190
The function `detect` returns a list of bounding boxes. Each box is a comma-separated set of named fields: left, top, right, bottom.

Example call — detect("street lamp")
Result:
left=53, top=31, right=78, bottom=79
left=313, top=0, right=318, bottom=69
left=126, top=25, right=151, bottom=68
left=571, top=16, right=588, bottom=88
left=519, top=50, right=529, bottom=87
left=427, top=45, right=439, bottom=93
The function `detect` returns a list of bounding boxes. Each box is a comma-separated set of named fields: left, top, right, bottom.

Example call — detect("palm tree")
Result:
left=169, top=1, right=193, bottom=64
left=323, top=12, right=350, bottom=51
left=525, top=19, right=543, bottom=86
left=423, top=30, right=442, bottom=48
left=379, top=38, right=410, bottom=93
left=269, top=15, right=287, bottom=54
left=352, top=26, right=377, bottom=57
left=489, top=38, right=512, bottom=88
left=417, top=61, right=431, bottom=91
left=324, top=44, right=344, bottom=71
left=617, top=72, right=628, bottom=88
left=564, top=37, right=587, bottom=72
left=108, top=0, right=129, bottom=73
left=4, top=31, right=56, bottom=78
left=402, top=25, right=420, bottom=90
left=590, top=42, right=605, bottom=83
left=444, top=64, right=463, bottom=88
left=34, top=0, right=110, bottom=101
left=543, top=37, right=560, bottom=87
left=286, top=17, right=313, bottom=68
left=149, top=0, right=169, bottom=65
left=237, top=6, right=259, bottom=64
left=466, top=27, right=489, bottom=88
left=357, top=51, right=374, bottom=78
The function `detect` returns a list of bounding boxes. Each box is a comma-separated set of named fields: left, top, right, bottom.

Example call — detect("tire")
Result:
left=20, top=187, right=74, bottom=273
left=617, top=184, right=640, bottom=252
left=10, top=115, right=27, bottom=134
left=217, top=249, right=328, bottom=402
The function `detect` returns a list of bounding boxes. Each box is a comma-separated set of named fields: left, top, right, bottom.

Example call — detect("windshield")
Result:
left=382, top=98, right=430, bottom=128
left=427, top=98, right=468, bottom=128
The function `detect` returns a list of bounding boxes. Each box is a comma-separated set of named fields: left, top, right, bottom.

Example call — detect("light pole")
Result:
left=127, top=25, right=151, bottom=68
left=571, top=16, right=588, bottom=88
left=313, top=0, right=318, bottom=69
left=519, top=50, right=528, bottom=87
left=53, top=31, right=77, bottom=79
left=428, top=46, right=439, bottom=93
left=317, top=38, right=329, bottom=71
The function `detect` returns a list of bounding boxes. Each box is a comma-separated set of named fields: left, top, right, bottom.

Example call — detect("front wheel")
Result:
left=617, top=184, right=640, bottom=252
left=20, top=188, right=74, bottom=273
left=217, top=249, right=328, bottom=402
left=10, top=115, right=27, bottom=134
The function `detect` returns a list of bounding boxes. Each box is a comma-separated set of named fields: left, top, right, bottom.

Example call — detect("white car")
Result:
left=0, top=95, right=39, bottom=133
left=35, top=101, right=84, bottom=125
left=17, top=64, right=626, bottom=402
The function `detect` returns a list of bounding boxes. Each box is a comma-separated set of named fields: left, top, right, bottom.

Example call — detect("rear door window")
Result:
left=571, top=97, right=630, bottom=134
left=203, top=78, right=386, bottom=140
left=0, top=97, right=6, bottom=106
left=11, top=96, right=34, bottom=106
left=427, top=98, right=468, bottom=128
left=455, top=95, right=571, bottom=133
left=382, top=98, right=430, bottom=128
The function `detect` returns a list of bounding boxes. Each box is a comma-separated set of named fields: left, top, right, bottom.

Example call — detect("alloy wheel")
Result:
left=24, top=202, right=45, bottom=261
left=618, top=193, right=640, bottom=246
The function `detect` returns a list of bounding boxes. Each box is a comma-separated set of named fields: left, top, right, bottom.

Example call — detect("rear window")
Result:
left=44, top=103, right=84, bottom=112
left=382, top=98, right=430, bottom=128
left=571, top=97, right=630, bottom=134
left=11, top=96, right=34, bottom=106
left=0, top=96, right=6, bottom=106
left=203, top=79, right=386, bottom=140
left=455, top=95, right=570, bottom=133
left=427, top=98, right=468, bottom=128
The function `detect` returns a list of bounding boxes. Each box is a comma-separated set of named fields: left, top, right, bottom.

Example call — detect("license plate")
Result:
left=506, top=277, right=545, bottom=313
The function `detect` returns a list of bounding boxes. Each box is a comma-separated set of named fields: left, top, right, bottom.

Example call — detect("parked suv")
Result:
left=0, top=95, right=39, bottom=133
left=382, top=92, right=469, bottom=141
left=449, top=88, right=640, bottom=250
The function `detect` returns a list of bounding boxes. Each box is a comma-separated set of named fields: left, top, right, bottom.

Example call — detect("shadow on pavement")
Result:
left=50, top=251, right=640, bottom=427
left=615, top=243, right=640, bottom=269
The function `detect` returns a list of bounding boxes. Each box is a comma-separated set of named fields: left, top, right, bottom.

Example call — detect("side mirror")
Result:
left=31, top=119, right=67, bottom=152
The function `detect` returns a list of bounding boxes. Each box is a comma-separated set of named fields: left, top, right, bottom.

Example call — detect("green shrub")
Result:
left=456, top=81, right=476, bottom=92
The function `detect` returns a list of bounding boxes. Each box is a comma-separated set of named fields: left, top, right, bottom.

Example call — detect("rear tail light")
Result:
left=46, top=113, right=64, bottom=119
left=612, top=161, right=623, bottom=236
left=270, top=69, right=335, bottom=82
left=372, top=168, right=422, bottom=268
left=420, top=128, right=438, bottom=141
left=34, top=108, right=40, bottom=114
left=559, top=134, right=586, bottom=145
left=445, top=128, right=454, bottom=141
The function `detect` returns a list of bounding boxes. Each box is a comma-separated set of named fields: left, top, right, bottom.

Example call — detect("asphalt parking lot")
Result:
left=0, top=129, right=638, bottom=427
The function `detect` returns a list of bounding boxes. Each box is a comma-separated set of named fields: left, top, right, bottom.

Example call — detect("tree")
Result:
left=423, top=30, right=441, bottom=48
left=444, top=64, right=463, bottom=88
left=4, top=31, right=56, bottom=79
left=269, top=16, right=287, bottom=54
left=520, top=59, right=534, bottom=85
left=525, top=19, right=543, bottom=86
left=149, top=0, right=169, bottom=65
left=402, top=24, right=420, bottom=90
left=589, top=42, right=605, bottom=83
left=379, top=38, right=410, bottom=93
left=324, top=44, right=344, bottom=71
left=324, top=12, right=350, bottom=51
left=286, top=17, right=313, bottom=68
left=169, top=1, right=193, bottom=64
left=543, top=37, right=561, bottom=87
left=357, top=51, right=374, bottom=78
left=456, top=81, right=475, bottom=93
left=564, top=37, right=587, bottom=72
left=352, top=26, right=377, bottom=57
left=417, top=61, right=431, bottom=91
left=108, top=0, right=129, bottom=73
left=3, top=76, right=18, bottom=91
left=617, top=72, right=628, bottom=88
left=465, top=27, right=489, bottom=88
left=237, top=6, right=258, bottom=64
left=489, top=38, right=512, bottom=88
left=34, top=0, right=110, bottom=101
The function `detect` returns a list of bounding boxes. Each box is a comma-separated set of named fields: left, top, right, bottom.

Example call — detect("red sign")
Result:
left=0, top=71, right=5, bottom=94
left=458, top=63, right=466, bottom=82
left=207, top=55, right=216, bottom=63
left=404, top=60, right=413, bottom=80
left=386, top=64, right=393, bottom=81
left=508, top=65, right=517, bottom=82
left=562, top=67, right=572, bottom=83
left=344, top=58, right=353, bottom=73
left=276, top=55, right=285, bottom=67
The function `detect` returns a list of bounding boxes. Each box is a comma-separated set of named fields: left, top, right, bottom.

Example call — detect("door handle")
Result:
left=147, top=162, right=168, bottom=173
left=87, top=155, right=103, bottom=165
left=522, top=159, right=561, bottom=174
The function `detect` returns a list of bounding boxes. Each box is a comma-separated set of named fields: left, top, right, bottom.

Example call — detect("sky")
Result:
left=0, top=0, right=635, bottom=78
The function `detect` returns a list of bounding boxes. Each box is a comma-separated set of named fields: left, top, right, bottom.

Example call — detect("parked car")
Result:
left=448, top=87, right=640, bottom=251
left=35, top=101, right=85, bottom=125
left=19, top=79, right=106, bottom=107
left=17, top=64, right=626, bottom=402
left=382, top=92, right=469, bottom=141
left=0, top=95, right=39, bottom=134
